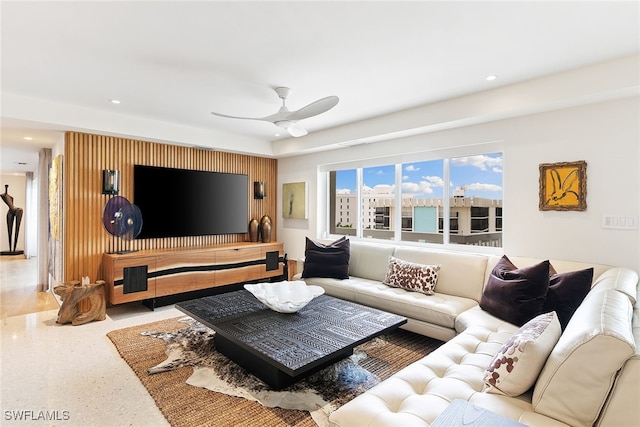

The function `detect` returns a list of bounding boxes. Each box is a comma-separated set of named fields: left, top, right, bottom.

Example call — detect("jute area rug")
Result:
left=107, top=316, right=442, bottom=427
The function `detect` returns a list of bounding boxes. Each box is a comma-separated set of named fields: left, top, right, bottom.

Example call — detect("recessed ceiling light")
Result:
left=23, top=136, right=33, bottom=141
left=109, top=99, right=121, bottom=104
left=486, top=75, right=498, bottom=81
left=274, top=133, right=281, bottom=137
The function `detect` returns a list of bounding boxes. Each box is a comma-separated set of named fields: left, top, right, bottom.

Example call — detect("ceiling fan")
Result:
left=211, top=87, right=339, bottom=137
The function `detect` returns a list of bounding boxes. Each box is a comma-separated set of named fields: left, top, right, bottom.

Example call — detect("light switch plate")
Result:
left=602, top=215, right=638, bottom=230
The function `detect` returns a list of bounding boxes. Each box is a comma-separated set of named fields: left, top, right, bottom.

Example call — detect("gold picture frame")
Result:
left=539, top=160, right=587, bottom=211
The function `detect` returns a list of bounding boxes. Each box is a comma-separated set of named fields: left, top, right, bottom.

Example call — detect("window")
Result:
left=449, top=153, right=503, bottom=246
left=400, top=160, right=444, bottom=243
left=328, top=152, right=502, bottom=248
left=362, top=165, right=395, bottom=239
left=331, top=169, right=357, bottom=235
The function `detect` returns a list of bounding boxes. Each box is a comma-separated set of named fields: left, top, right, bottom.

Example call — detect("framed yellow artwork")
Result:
left=539, top=161, right=587, bottom=211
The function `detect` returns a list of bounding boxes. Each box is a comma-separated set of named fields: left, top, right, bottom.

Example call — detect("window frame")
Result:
left=321, top=143, right=503, bottom=254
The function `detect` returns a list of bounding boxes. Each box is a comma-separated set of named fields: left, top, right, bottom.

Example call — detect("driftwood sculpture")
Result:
left=54, top=280, right=106, bottom=326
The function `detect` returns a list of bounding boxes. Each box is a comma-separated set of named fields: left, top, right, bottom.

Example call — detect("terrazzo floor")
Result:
left=1, top=256, right=181, bottom=427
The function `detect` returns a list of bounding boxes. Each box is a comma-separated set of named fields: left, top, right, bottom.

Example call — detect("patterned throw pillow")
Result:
left=484, top=311, right=561, bottom=397
left=383, top=256, right=440, bottom=295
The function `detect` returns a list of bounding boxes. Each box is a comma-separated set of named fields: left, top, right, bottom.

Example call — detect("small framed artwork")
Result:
left=282, top=182, right=308, bottom=219
left=539, top=160, right=587, bottom=211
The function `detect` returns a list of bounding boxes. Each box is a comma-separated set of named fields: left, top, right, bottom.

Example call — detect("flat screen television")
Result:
left=133, top=165, right=249, bottom=239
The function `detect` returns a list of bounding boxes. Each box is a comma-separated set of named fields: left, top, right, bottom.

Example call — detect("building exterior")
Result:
left=335, top=188, right=502, bottom=247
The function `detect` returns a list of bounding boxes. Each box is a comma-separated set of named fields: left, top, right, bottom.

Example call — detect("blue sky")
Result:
left=336, top=153, right=503, bottom=199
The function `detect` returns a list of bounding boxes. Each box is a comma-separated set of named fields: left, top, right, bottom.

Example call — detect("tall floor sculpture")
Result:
left=1, top=185, right=24, bottom=254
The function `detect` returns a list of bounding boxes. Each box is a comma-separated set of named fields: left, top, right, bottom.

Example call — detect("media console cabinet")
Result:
left=101, top=242, right=285, bottom=306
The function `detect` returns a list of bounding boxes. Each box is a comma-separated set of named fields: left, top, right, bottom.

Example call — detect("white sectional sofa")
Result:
left=297, top=240, right=639, bottom=427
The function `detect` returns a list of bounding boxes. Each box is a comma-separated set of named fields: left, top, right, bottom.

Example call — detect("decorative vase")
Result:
left=259, top=215, right=272, bottom=243
left=248, top=218, right=259, bottom=242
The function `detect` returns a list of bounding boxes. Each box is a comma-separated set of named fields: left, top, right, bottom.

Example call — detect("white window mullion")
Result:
left=356, top=167, right=363, bottom=239
left=394, top=163, right=402, bottom=241
left=443, top=158, right=450, bottom=245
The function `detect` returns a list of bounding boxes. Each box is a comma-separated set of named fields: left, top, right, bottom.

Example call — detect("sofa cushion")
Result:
left=455, top=305, right=516, bottom=335
left=480, top=256, right=550, bottom=326
left=484, top=311, right=561, bottom=397
left=542, top=267, right=593, bottom=330
left=392, top=247, right=488, bottom=301
left=301, top=236, right=350, bottom=279
left=532, top=289, right=635, bottom=427
left=383, top=256, right=440, bottom=295
left=348, top=241, right=395, bottom=281
left=304, top=276, right=477, bottom=334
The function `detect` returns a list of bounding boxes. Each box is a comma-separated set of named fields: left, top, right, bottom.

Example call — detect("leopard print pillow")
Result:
left=383, top=256, right=440, bottom=295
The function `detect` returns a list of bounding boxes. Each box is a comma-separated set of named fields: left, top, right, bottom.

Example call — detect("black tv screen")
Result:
left=133, top=165, right=249, bottom=239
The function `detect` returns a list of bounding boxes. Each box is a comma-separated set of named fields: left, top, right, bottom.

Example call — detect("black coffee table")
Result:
left=176, top=289, right=407, bottom=389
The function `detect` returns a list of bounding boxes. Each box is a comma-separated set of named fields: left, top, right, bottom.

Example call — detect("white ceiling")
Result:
left=1, top=1, right=638, bottom=173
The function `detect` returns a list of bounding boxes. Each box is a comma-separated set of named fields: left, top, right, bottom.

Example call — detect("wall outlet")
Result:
left=602, top=215, right=638, bottom=230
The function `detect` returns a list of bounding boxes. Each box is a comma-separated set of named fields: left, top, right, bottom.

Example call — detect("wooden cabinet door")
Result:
left=105, top=256, right=156, bottom=304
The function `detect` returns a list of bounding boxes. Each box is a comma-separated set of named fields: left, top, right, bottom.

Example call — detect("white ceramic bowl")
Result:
left=243, top=280, right=325, bottom=313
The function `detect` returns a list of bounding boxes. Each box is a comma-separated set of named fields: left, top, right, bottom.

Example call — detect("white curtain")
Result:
left=37, top=148, right=51, bottom=292
left=24, top=172, right=36, bottom=258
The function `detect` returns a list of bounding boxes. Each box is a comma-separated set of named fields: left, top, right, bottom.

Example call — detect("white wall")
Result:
left=0, top=174, right=27, bottom=253
left=278, top=96, right=639, bottom=272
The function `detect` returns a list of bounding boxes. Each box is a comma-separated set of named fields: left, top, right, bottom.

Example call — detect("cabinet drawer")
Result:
left=215, top=247, right=262, bottom=264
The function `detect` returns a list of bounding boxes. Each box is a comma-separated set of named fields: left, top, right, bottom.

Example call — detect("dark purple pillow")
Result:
left=480, top=256, right=551, bottom=326
left=301, top=236, right=350, bottom=279
left=542, top=267, right=593, bottom=330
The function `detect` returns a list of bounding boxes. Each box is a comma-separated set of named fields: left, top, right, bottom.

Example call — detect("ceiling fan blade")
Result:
left=288, top=96, right=339, bottom=121
left=287, top=125, right=308, bottom=137
left=211, top=111, right=272, bottom=122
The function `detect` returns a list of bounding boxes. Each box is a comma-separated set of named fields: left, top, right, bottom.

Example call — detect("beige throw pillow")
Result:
left=484, top=311, right=561, bottom=396
left=383, top=256, right=440, bottom=295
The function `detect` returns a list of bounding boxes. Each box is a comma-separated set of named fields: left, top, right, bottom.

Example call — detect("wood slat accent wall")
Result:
left=63, top=131, right=277, bottom=284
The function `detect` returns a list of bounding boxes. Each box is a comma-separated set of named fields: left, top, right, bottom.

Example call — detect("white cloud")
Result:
left=451, top=154, right=503, bottom=171
left=363, top=184, right=395, bottom=194
left=422, top=175, right=445, bottom=187
left=372, top=184, right=395, bottom=194
left=402, top=175, right=446, bottom=194
left=466, top=182, right=503, bottom=192
left=405, top=164, right=420, bottom=172
left=402, top=181, right=435, bottom=194
left=336, top=188, right=351, bottom=194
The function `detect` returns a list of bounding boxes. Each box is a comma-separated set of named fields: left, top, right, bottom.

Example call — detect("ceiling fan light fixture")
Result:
left=286, top=125, right=308, bottom=138
left=274, top=120, right=293, bottom=129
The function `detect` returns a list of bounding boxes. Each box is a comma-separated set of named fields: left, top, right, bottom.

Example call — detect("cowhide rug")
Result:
left=143, top=317, right=384, bottom=427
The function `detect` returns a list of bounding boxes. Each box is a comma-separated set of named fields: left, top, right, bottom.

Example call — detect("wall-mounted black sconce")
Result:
left=254, top=181, right=265, bottom=199
left=102, top=169, right=120, bottom=195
